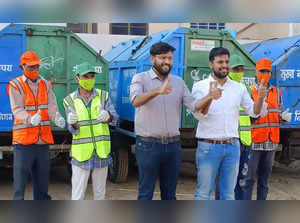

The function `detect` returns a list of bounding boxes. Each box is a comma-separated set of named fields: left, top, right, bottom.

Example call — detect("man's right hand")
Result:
left=208, top=81, right=223, bottom=100
left=258, top=78, right=268, bottom=99
left=67, top=112, right=78, bottom=125
left=158, top=76, right=172, bottom=95
left=30, top=110, right=41, bottom=126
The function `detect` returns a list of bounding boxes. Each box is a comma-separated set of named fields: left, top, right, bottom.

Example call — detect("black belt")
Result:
left=136, top=135, right=180, bottom=144
left=197, top=138, right=238, bottom=145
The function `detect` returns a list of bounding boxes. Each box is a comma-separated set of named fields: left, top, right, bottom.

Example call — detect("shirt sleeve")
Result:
left=8, top=84, right=32, bottom=125
left=240, top=86, right=268, bottom=118
left=104, top=96, right=119, bottom=126
left=47, top=87, right=59, bottom=124
left=130, top=74, right=144, bottom=103
left=182, top=81, right=197, bottom=112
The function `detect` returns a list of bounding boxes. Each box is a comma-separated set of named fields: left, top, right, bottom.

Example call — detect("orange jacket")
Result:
left=7, top=76, right=54, bottom=145
left=250, top=85, right=281, bottom=143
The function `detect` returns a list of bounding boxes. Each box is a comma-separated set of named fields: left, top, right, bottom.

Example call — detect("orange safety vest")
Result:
left=6, top=76, right=54, bottom=145
left=250, top=85, right=281, bottom=143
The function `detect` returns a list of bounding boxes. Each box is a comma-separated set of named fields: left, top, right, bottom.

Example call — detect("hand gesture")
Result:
left=209, top=81, right=222, bottom=100
left=31, top=110, right=41, bottom=126
left=281, top=108, right=292, bottom=122
left=258, top=78, right=268, bottom=99
left=159, top=76, right=172, bottom=95
left=55, top=112, right=66, bottom=128
left=98, top=110, right=110, bottom=123
left=67, top=107, right=78, bottom=125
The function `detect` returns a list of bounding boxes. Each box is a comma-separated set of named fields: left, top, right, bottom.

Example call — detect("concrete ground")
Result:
left=1, top=161, right=300, bottom=200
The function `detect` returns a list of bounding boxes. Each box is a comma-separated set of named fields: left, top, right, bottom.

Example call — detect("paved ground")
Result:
left=1, top=162, right=300, bottom=200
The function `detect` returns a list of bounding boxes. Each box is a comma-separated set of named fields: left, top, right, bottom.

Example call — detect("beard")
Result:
left=213, top=68, right=228, bottom=79
left=153, top=62, right=172, bottom=76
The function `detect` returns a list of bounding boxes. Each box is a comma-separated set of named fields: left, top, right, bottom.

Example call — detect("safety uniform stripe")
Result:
left=268, top=108, right=281, bottom=112
left=40, top=77, right=50, bottom=92
left=239, top=111, right=249, bottom=116
left=72, top=135, right=110, bottom=145
left=40, top=121, right=51, bottom=126
left=13, top=120, right=51, bottom=130
left=77, top=120, right=92, bottom=127
left=77, top=119, right=104, bottom=127
left=25, top=106, right=36, bottom=111
left=38, top=104, right=48, bottom=109
left=251, top=123, right=280, bottom=129
left=11, top=79, right=25, bottom=96
left=239, top=126, right=252, bottom=131
left=65, top=95, right=76, bottom=112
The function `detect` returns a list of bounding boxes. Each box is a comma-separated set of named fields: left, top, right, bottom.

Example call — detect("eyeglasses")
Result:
left=23, top=64, right=40, bottom=71
left=155, top=55, right=173, bottom=61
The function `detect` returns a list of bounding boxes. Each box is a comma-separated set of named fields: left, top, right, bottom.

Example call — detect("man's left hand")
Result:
left=98, top=110, right=110, bottom=123
left=55, top=112, right=66, bottom=128
left=282, top=108, right=292, bottom=122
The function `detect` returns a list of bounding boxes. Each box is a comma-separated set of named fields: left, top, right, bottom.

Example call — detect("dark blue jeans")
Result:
left=243, top=150, right=275, bottom=200
left=215, top=142, right=251, bottom=200
left=13, top=144, right=51, bottom=200
left=135, top=139, right=182, bottom=200
left=234, top=144, right=251, bottom=200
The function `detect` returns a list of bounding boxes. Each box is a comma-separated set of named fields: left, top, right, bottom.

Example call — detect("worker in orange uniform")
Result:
left=243, top=58, right=292, bottom=200
left=6, top=51, right=66, bottom=200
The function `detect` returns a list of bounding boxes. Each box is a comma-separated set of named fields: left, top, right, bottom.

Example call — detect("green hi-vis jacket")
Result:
left=63, top=89, right=110, bottom=162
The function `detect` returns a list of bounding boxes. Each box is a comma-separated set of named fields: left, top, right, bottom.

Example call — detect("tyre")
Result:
left=108, top=148, right=129, bottom=183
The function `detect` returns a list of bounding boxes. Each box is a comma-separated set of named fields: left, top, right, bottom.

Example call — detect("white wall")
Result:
left=77, top=33, right=142, bottom=54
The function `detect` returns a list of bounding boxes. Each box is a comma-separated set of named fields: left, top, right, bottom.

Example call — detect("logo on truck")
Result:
left=280, top=69, right=300, bottom=81
left=0, top=65, right=13, bottom=72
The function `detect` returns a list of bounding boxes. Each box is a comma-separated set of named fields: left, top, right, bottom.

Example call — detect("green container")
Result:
left=25, top=25, right=109, bottom=130
left=182, top=28, right=257, bottom=129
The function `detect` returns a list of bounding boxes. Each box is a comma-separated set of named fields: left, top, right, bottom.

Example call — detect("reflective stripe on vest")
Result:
left=68, top=89, right=110, bottom=162
left=13, top=121, right=51, bottom=130
left=268, top=108, right=281, bottom=113
left=77, top=119, right=103, bottom=127
left=11, top=79, right=25, bottom=96
left=72, top=135, right=111, bottom=145
left=251, top=122, right=280, bottom=128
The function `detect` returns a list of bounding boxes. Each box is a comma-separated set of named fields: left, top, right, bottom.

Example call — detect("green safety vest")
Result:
left=239, top=83, right=252, bottom=146
left=63, top=89, right=111, bottom=162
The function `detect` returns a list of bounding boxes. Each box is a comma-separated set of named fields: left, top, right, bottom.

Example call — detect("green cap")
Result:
left=74, top=62, right=97, bottom=76
left=230, top=55, right=245, bottom=68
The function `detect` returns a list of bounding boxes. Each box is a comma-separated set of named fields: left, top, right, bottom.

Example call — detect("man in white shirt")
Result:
left=192, top=47, right=268, bottom=200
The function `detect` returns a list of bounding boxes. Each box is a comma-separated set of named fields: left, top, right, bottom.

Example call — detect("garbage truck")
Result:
left=0, top=24, right=109, bottom=171
left=104, top=27, right=258, bottom=182
left=244, top=37, right=300, bottom=164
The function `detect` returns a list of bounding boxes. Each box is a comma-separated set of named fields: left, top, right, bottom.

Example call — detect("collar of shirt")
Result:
left=149, top=68, right=161, bottom=80
left=22, top=74, right=41, bottom=84
left=74, top=88, right=98, bottom=100
left=208, top=74, right=231, bottom=89
left=149, top=68, right=170, bottom=81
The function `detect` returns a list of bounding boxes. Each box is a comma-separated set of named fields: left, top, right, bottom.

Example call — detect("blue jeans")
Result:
left=13, top=144, right=51, bottom=200
left=194, top=140, right=240, bottom=200
left=234, top=144, right=251, bottom=200
left=135, top=139, right=182, bottom=200
left=243, top=150, right=275, bottom=200
left=215, top=143, right=251, bottom=200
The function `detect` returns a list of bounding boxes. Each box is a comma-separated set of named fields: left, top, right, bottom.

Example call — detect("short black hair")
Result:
left=150, top=42, right=175, bottom=56
left=209, top=47, right=230, bottom=62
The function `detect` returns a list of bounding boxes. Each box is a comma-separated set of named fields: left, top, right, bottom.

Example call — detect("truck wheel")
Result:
left=108, top=148, right=128, bottom=183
